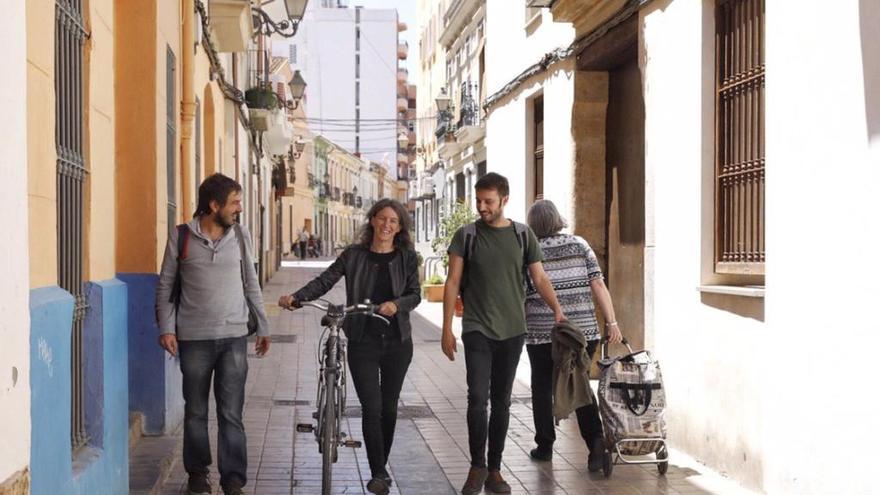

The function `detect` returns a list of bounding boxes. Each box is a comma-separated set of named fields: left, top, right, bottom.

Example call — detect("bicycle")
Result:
left=293, top=299, right=389, bottom=495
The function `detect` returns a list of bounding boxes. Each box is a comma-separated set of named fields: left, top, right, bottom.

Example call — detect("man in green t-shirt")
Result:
left=442, top=173, right=565, bottom=495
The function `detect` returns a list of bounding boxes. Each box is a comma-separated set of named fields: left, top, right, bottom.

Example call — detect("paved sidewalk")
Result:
left=151, top=261, right=753, bottom=495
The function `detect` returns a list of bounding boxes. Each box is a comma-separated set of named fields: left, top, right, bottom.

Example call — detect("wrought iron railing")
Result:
left=56, top=0, right=90, bottom=452
left=457, top=81, right=480, bottom=128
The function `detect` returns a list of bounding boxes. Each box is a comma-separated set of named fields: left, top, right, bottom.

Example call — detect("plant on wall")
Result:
left=431, top=200, right=477, bottom=269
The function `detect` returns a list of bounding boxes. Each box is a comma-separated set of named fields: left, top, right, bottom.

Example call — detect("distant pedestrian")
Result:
left=524, top=199, right=622, bottom=472
left=299, top=229, right=309, bottom=259
left=279, top=199, right=421, bottom=495
left=441, top=173, right=565, bottom=495
left=156, top=173, right=271, bottom=495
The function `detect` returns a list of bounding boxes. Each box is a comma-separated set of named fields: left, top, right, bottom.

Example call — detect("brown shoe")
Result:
left=484, top=470, right=511, bottom=494
left=460, top=466, right=488, bottom=495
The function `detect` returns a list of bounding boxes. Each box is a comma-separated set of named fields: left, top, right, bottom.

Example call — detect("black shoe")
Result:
left=529, top=447, right=553, bottom=461
left=186, top=473, right=211, bottom=495
left=366, top=476, right=390, bottom=495
left=222, top=478, right=245, bottom=495
left=461, top=467, right=488, bottom=495
left=588, top=437, right=605, bottom=472
left=484, top=470, right=512, bottom=494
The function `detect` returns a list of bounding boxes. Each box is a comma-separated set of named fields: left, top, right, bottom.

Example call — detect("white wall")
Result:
left=643, top=0, right=880, bottom=492
left=484, top=0, right=576, bottom=223
left=762, top=1, right=880, bottom=493
left=0, top=0, right=31, bottom=482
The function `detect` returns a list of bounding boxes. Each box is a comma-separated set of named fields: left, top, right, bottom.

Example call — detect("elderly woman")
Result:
left=278, top=199, right=420, bottom=495
left=524, top=199, right=622, bottom=472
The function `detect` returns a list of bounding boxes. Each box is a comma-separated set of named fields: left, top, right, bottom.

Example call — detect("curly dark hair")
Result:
left=193, top=173, right=242, bottom=218
left=357, top=198, right=414, bottom=250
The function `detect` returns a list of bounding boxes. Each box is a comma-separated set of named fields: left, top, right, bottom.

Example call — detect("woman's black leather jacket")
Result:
left=292, top=245, right=422, bottom=342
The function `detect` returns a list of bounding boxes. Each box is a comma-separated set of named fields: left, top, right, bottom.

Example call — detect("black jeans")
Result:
left=347, top=333, right=413, bottom=478
left=462, top=331, right=525, bottom=471
left=178, top=336, right=249, bottom=488
left=526, top=340, right=603, bottom=452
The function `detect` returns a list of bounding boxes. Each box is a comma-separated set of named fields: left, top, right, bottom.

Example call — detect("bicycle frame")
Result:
left=293, top=300, right=388, bottom=495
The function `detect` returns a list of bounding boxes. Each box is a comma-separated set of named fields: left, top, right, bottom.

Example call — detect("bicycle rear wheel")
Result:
left=321, top=339, right=338, bottom=495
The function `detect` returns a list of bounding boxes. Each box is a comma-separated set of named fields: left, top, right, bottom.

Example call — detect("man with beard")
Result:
left=441, top=172, right=565, bottom=495
left=156, top=173, right=271, bottom=495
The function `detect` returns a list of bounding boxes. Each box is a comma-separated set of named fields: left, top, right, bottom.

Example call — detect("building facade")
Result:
left=483, top=0, right=880, bottom=492
left=0, top=0, right=31, bottom=492
left=15, top=1, right=307, bottom=492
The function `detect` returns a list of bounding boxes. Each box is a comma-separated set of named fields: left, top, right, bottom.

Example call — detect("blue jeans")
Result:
left=179, top=336, right=249, bottom=488
left=463, top=331, right=525, bottom=470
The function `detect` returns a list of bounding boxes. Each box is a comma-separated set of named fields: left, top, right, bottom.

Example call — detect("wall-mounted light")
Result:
left=252, top=0, right=309, bottom=38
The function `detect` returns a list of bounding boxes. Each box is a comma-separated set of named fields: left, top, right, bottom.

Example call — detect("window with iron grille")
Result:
left=55, top=0, right=89, bottom=451
left=167, top=47, right=177, bottom=232
left=715, top=0, right=765, bottom=274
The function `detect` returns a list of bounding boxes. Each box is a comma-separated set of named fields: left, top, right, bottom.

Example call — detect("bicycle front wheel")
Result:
left=321, top=361, right=337, bottom=494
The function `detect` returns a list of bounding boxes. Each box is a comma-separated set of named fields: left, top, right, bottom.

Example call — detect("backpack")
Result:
left=460, top=221, right=534, bottom=293
left=170, top=224, right=258, bottom=336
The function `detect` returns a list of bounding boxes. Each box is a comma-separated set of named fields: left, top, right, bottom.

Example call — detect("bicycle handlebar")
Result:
left=296, top=300, right=390, bottom=325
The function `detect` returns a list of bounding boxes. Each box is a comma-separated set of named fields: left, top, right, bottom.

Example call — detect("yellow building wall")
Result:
left=87, top=0, right=117, bottom=281
left=115, top=0, right=159, bottom=273
left=26, top=0, right=57, bottom=289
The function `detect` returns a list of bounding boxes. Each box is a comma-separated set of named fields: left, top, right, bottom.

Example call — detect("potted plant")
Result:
left=245, top=87, right=279, bottom=131
left=422, top=274, right=445, bottom=302
left=430, top=201, right=477, bottom=312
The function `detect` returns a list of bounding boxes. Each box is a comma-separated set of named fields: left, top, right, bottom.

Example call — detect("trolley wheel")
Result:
left=657, top=445, right=669, bottom=476
left=602, top=450, right=613, bottom=478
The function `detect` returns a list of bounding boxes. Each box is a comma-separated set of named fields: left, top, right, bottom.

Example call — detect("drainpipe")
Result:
left=180, top=0, right=196, bottom=214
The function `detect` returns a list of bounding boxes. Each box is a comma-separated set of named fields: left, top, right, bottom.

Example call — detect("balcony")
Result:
left=454, top=85, right=484, bottom=145
left=439, top=0, right=481, bottom=48
left=208, top=0, right=253, bottom=53
left=437, top=133, right=461, bottom=160
left=397, top=97, right=408, bottom=112
left=397, top=68, right=408, bottom=83
left=398, top=41, right=409, bottom=60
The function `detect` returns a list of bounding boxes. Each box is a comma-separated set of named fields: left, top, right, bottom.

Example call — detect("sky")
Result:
left=349, top=0, right=419, bottom=74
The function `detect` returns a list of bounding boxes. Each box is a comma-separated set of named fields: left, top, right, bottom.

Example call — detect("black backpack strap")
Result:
left=512, top=222, right=534, bottom=292
left=170, top=224, right=189, bottom=305
left=460, top=223, right=477, bottom=294
left=233, top=224, right=248, bottom=292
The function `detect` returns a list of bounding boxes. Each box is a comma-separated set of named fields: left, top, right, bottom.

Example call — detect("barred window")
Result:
left=55, top=0, right=89, bottom=451
left=715, top=0, right=765, bottom=274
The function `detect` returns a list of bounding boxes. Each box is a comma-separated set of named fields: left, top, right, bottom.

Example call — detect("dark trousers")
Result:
left=462, top=331, right=525, bottom=471
left=526, top=341, right=602, bottom=452
left=347, top=334, right=413, bottom=478
left=299, top=241, right=308, bottom=259
left=178, top=336, right=249, bottom=488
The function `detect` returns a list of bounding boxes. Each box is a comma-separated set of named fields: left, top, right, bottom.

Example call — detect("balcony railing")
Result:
left=458, top=81, right=480, bottom=128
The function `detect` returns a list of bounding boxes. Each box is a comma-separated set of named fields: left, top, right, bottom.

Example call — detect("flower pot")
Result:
left=423, top=284, right=444, bottom=302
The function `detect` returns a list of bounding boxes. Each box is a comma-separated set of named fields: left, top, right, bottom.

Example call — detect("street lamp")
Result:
left=435, top=87, right=451, bottom=113
left=253, top=0, right=309, bottom=38
left=288, top=70, right=307, bottom=109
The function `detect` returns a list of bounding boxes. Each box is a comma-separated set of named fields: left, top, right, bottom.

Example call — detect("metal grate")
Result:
left=269, top=334, right=298, bottom=343
left=273, top=399, right=311, bottom=406
left=345, top=405, right=434, bottom=419
left=715, top=0, right=765, bottom=274
left=56, top=0, right=89, bottom=452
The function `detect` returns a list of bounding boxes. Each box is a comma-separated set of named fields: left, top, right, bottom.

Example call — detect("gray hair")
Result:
left=527, top=199, right=567, bottom=238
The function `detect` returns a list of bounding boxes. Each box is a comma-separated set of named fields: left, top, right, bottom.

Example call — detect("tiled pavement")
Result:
left=143, top=260, right=753, bottom=495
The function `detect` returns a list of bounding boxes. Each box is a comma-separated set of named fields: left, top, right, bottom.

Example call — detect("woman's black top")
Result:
left=367, top=250, right=401, bottom=339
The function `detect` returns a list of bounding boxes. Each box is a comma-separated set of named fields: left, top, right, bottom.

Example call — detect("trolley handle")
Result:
left=601, top=335, right=633, bottom=360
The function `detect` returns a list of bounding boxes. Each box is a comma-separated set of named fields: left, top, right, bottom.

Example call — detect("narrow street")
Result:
left=135, top=261, right=751, bottom=495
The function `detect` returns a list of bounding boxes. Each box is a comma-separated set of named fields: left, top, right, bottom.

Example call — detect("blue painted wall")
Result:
left=30, top=280, right=129, bottom=495
left=118, top=273, right=183, bottom=435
